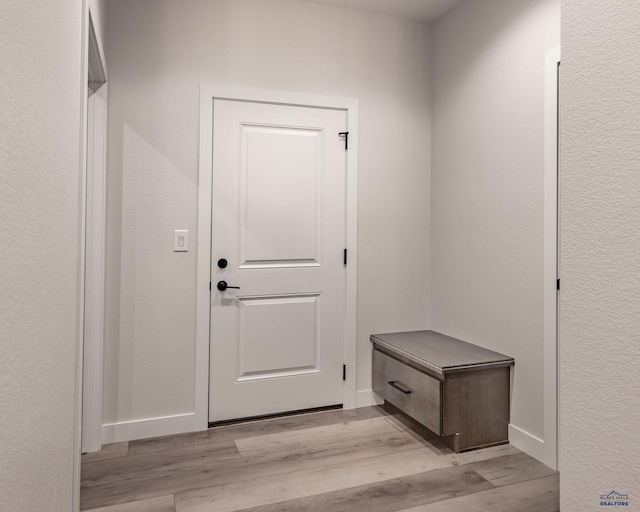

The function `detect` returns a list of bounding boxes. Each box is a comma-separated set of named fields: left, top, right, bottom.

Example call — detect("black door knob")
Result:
left=217, top=280, right=240, bottom=291
left=217, top=258, right=228, bottom=269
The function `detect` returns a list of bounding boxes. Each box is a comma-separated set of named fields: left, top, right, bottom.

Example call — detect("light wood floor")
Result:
left=81, top=406, right=559, bottom=512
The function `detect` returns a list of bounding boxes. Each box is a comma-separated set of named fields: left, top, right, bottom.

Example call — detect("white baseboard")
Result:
left=355, top=389, right=384, bottom=408
left=509, top=423, right=544, bottom=463
left=102, top=413, right=195, bottom=444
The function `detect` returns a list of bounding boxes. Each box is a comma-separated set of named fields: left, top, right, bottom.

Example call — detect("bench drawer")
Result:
left=372, top=349, right=442, bottom=434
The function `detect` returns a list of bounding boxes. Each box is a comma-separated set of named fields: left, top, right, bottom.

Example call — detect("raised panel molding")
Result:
left=237, top=294, right=320, bottom=381
left=240, top=124, right=322, bottom=266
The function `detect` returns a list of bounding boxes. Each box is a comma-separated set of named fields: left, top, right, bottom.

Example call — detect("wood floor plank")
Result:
left=82, top=430, right=422, bottom=510
left=127, top=406, right=386, bottom=456
left=82, top=442, right=129, bottom=463
left=82, top=407, right=556, bottom=512
left=466, top=452, right=558, bottom=487
left=396, top=474, right=560, bottom=512
left=448, top=444, right=522, bottom=466
left=83, top=495, right=175, bottom=512
left=174, top=447, right=450, bottom=512
left=238, top=465, right=494, bottom=512
left=235, top=417, right=401, bottom=457
left=82, top=440, right=241, bottom=482
left=381, top=404, right=454, bottom=455
left=374, top=404, right=523, bottom=466
left=126, top=431, right=210, bottom=457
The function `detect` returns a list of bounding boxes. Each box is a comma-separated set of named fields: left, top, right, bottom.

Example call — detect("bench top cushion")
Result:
left=370, top=330, right=514, bottom=375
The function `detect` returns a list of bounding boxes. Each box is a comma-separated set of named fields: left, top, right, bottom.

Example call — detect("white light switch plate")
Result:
left=174, top=230, right=189, bottom=252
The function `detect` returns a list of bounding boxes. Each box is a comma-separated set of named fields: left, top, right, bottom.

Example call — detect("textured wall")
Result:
left=430, top=0, right=560, bottom=442
left=0, top=1, right=82, bottom=510
left=104, top=0, right=431, bottom=424
left=560, top=1, right=640, bottom=509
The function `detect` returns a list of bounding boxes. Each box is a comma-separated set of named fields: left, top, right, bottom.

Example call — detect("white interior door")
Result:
left=209, top=99, right=348, bottom=422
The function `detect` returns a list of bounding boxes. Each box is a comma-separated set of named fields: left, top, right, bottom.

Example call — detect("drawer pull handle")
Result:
left=388, top=381, right=412, bottom=394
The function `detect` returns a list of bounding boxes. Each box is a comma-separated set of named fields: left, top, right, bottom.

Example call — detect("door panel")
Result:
left=237, top=294, right=319, bottom=380
left=209, top=100, right=347, bottom=422
left=242, top=126, right=321, bottom=265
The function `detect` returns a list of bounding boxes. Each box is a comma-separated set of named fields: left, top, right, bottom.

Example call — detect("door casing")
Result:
left=82, top=81, right=108, bottom=454
left=195, top=85, right=359, bottom=431
left=543, top=46, right=560, bottom=471
left=75, top=3, right=108, bottom=510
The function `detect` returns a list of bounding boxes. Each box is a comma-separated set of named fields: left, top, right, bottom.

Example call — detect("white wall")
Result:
left=430, top=0, right=560, bottom=447
left=560, top=0, right=640, bottom=509
left=104, top=0, right=431, bottom=426
left=0, top=1, right=83, bottom=510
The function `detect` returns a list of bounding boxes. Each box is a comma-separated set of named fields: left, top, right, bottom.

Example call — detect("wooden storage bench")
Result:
left=371, top=330, right=514, bottom=452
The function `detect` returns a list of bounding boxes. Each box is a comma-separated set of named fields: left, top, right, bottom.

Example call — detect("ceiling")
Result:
left=294, top=0, right=465, bottom=22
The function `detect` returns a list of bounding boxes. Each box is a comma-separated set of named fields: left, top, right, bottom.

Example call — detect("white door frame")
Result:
left=82, top=80, right=108, bottom=454
left=543, top=46, right=560, bottom=471
left=195, top=85, right=359, bottom=431
left=74, top=3, right=108, bottom=509
left=81, top=8, right=108, bottom=455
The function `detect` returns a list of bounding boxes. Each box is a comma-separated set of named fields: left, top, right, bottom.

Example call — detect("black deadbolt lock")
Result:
left=217, top=258, right=228, bottom=269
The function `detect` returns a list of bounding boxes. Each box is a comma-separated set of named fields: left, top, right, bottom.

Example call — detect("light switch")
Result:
left=174, top=230, right=189, bottom=252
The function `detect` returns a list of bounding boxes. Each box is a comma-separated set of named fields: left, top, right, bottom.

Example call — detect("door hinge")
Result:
left=339, top=131, right=349, bottom=150
left=343, top=364, right=347, bottom=381
left=557, top=278, right=560, bottom=290
left=343, top=248, right=348, bottom=265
